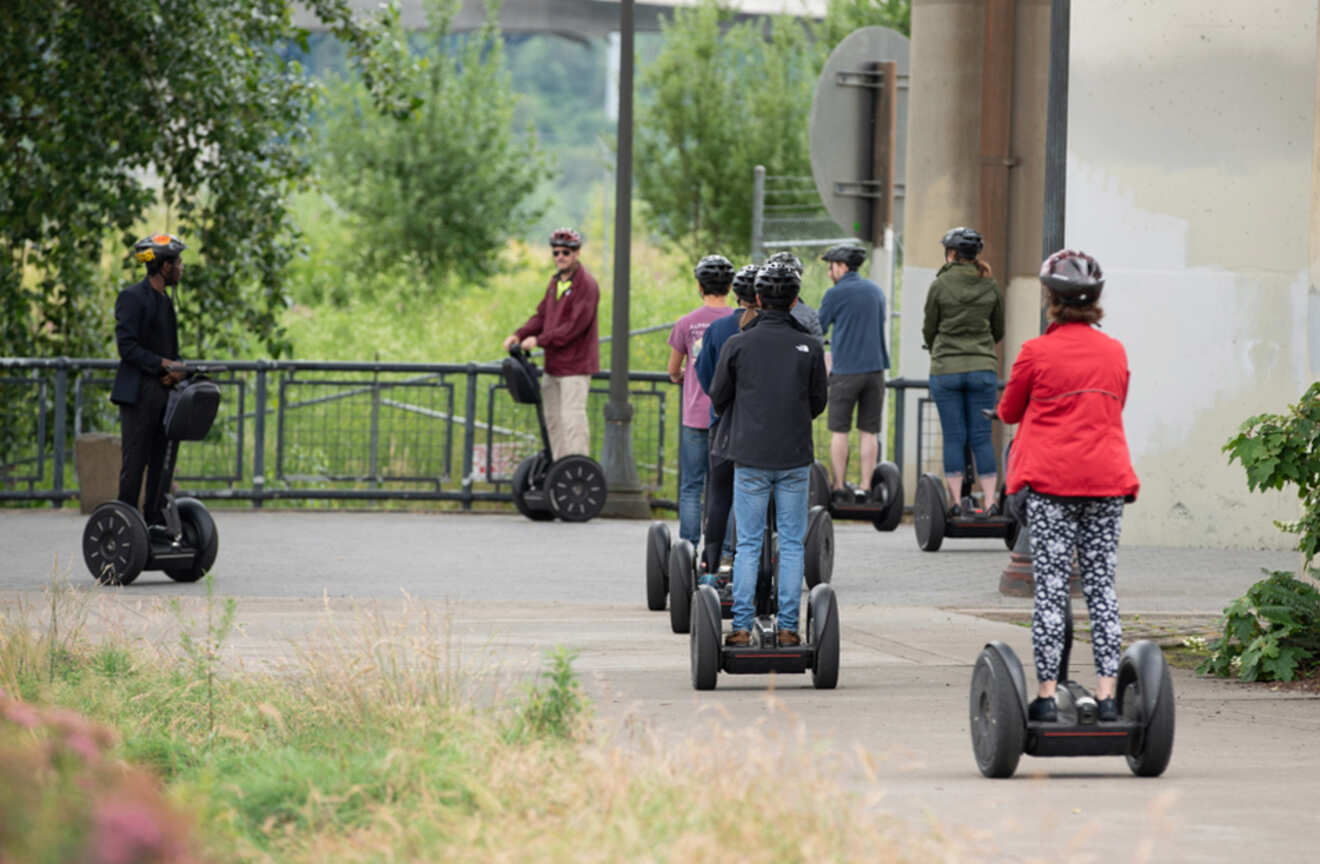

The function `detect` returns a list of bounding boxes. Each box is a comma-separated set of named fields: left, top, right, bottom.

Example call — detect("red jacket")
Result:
left=999, top=322, right=1139, bottom=500
left=515, top=265, right=600, bottom=376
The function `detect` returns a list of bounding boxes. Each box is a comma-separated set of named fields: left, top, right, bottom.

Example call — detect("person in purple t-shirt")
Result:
left=667, top=255, right=737, bottom=549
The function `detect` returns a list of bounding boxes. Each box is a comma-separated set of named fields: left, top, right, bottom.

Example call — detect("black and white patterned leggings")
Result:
left=1027, top=493, right=1125, bottom=681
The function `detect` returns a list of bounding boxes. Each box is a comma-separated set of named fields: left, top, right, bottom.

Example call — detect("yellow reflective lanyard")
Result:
left=556, top=278, right=572, bottom=300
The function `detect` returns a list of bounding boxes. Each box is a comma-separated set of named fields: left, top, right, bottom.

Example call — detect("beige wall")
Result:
left=1066, top=1, right=1316, bottom=547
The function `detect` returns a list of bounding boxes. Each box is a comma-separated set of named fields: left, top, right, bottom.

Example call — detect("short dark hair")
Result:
left=145, top=255, right=175, bottom=277
left=1047, top=291, right=1103, bottom=325
left=757, top=292, right=794, bottom=311
left=699, top=281, right=731, bottom=297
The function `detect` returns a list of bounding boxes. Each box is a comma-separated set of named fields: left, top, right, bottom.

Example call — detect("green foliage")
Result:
left=318, top=0, right=548, bottom=285
left=634, top=0, right=909, bottom=256
left=1223, top=380, right=1320, bottom=570
left=1199, top=570, right=1320, bottom=682
left=0, top=1, right=419, bottom=363
left=169, top=572, right=238, bottom=742
left=505, top=646, right=586, bottom=742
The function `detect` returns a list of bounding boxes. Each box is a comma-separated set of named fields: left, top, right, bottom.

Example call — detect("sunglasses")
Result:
left=552, top=248, right=574, bottom=258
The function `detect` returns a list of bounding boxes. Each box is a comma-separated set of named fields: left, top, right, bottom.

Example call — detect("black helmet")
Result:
left=693, top=254, right=734, bottom=289
left=730, top=264, right=759, bottom=304
left=133, top=233, right=187, bottom=265
left=549, top=227, right=583, bottom=249
left=1040, top=249, right=1104, bottom=306
left=754, top=261, right=800, bottom=306
left=766, top=250, right=804, bottom=276
left=821, top=243, right=867, bottom=270
left=940, top=227, right=983, bottom=258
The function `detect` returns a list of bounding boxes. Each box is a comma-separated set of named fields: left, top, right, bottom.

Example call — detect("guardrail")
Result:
left=1, top=356, right=955, bottom=511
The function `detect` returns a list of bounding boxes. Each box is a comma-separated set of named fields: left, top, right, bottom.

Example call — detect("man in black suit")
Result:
left=111, top=233, right=187, bottom=524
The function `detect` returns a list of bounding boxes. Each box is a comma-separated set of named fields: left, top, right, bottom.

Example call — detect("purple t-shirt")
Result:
left=669, top=305, right=734, bottom=429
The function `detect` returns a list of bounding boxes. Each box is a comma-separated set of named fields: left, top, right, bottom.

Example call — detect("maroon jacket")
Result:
left=999, top=322, right=1139, bottom=500
left=515, top=265, right=600, bottom=376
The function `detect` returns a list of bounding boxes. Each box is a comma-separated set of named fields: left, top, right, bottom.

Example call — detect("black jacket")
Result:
left=709, top=309, right=828, bottom=469
left=111, top=278, right=179, bottom=406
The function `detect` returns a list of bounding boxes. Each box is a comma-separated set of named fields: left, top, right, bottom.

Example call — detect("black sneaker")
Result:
left=1028, top=697, right=1058, bottom=723
left=1097, top=697, right=1119, bottom=722
left=830, top=489, right=852, bottom=507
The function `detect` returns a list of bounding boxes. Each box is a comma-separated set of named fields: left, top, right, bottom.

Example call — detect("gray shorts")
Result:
left=827, top=371, right=885, bottom=433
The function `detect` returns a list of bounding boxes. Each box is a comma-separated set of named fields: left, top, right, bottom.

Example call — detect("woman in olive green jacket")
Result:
left=922, top=227, right=1005, bottom=513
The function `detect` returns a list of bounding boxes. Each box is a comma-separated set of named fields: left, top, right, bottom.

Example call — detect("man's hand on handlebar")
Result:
left=519, top=335, right=538, bottom=352
left=502, top=335, right=519, bottom=351
left=160, top=359, right=186, bottom=387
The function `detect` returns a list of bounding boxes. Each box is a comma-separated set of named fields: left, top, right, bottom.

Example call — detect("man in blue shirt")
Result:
left=817, top=244, right=890, bottom=500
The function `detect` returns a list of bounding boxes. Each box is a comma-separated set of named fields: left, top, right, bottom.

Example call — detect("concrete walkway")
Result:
left=1, top=508, right=1314, bottom=861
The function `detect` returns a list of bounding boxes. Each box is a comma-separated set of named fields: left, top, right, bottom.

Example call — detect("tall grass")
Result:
left=0, top=581, right=934, bottom=862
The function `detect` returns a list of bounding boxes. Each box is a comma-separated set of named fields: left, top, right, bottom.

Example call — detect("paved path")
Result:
left=1, top=508, right=1314, bottom=862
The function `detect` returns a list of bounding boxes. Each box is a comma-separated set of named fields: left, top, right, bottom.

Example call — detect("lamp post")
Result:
left=599, top=0, right=650, bottom=518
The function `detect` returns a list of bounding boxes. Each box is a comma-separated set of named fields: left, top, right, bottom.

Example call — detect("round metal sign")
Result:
left=808, top=26, right=910, bottom=241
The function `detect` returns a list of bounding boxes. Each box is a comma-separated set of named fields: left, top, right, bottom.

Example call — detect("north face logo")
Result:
left=795, top=344, right=809, bottom=353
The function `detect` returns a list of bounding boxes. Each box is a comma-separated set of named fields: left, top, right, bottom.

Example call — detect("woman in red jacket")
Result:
left=996, top=250, right=1139, bottom=724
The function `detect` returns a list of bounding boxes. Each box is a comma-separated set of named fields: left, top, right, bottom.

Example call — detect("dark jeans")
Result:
left=118, top=379, right=170, bottom=523
left=929, top=370, right=998, bottom=477
left=702, top=453, right=736, bottom=574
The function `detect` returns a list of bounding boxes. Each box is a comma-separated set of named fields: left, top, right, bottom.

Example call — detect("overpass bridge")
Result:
left=294, top=0, right=827, bottom=39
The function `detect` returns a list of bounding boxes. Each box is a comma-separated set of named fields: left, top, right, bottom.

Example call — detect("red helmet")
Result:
left=549, top=227, right=583, bottom=249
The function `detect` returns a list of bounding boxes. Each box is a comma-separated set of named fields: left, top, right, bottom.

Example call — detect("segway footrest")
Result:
left=721, top=646, right=813, bottom=674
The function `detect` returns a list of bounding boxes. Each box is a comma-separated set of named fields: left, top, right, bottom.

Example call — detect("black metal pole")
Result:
left=599, top=0, right=649, bottom=517
left=1041, top=0, right=1070, bottom=336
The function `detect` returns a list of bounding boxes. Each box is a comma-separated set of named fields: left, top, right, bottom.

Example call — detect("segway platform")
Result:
left=83, top=364, right=224, bottom=586
left=969, top=606, right=1175, bottom=778
left=809, top=460, right=903, bottom=532
left=501, top=348, right=607, bottom=522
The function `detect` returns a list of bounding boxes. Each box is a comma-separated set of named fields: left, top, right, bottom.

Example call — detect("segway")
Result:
left=913, top=429, right=1019, bottom=551
left=808, top=460, right=903, bottom=532
left=969, top=600, right=1175, bottom=778
left=657, top=504, right=832, bottom=633
left=501, top=347, right=607, bottom=522
left=82, top=364, right=223, bottom=586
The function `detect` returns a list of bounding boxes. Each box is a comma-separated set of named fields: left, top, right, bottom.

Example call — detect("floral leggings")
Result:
left=1027, top=493, right=1125, bottom=682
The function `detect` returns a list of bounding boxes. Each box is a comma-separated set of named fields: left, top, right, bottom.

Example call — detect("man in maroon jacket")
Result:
left=502, top=227, right=600, bottom=458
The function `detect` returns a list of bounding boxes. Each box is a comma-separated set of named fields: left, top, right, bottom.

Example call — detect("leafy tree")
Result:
left=317, top=0, right=548, bottom=285
left=0, top=0, right=415, bottom=362
left=634, top=0, right=909, bottom=257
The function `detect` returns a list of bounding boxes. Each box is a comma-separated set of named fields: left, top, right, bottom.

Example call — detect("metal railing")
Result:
left=1, top=357, right=947, bottom=510
left=0, top=357, right=675, bottom=509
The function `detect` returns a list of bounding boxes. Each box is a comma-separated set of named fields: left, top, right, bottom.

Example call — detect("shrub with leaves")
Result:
left=1206, top=382, right=1320, bottom=682
left=1199, top=571, right=1320, bottom=682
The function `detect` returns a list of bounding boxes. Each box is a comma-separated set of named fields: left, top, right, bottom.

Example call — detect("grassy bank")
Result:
left=0, top=581, right=931, bottom=862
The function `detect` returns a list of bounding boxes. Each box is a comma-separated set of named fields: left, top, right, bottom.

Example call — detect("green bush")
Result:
left=1206, top=382, right=1320, bottom=682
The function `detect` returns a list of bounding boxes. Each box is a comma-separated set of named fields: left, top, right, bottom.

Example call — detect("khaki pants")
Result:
left=542, top=374, right=591, bottom=458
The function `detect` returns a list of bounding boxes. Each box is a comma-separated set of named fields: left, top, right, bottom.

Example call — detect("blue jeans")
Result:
left=679, top=426, right=710, bottom=545
left=929, top=370, right=998, bottom=477
left=731, top=464, right=809, bottom=633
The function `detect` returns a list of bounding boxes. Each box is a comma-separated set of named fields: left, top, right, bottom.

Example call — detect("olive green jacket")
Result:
left=922, top=262, right=1004, bottom=375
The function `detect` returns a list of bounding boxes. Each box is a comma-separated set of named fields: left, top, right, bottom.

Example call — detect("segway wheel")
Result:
left=546, top=455, right=607, bottom=522
left=914, top=474, right=947, bottom=552
left=668, top=539, right=695, bottom=634
left=1003, top=517, right=1021, bottom=551
left=1120, top=643, right=1176, bottom=777
left=691, top=584, right=722, bottom=690
left=808, top=584, right=839, bottom=690
left=164, top=497, right=218, bottom=583
left=870, top=462, right=904, bottom=532
left=83, top=501, right=149, bottom=586
left=755, top=530, right=777, bottom=617
left=512, top=455, right=553, bottom=521
left=969, top=647, right=1026, bottom=778
left=809, top=461, right=831, bottom=510
left=804, top=506, right=834, bottom=588
left=645, top=522, right=671, bottom=611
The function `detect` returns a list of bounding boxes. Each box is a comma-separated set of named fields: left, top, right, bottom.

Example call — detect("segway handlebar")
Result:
left=165, top=361, right=229, bottom=377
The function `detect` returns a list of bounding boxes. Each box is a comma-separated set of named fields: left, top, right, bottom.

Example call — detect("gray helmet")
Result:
left=730, top=264, right=759, bottom=304
left=1040, top=249, right=1104, bottom=306
left=132, top=232, right=187, bottom=265
left=821, top=243, right=867, bottom=269
left=940, top=227, right=983, bottom=258
left=766, top=250, right=804, bottom=275
left=693, top=254, right=734, bottom=289
left=754, top=261, right=800, bottom=305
